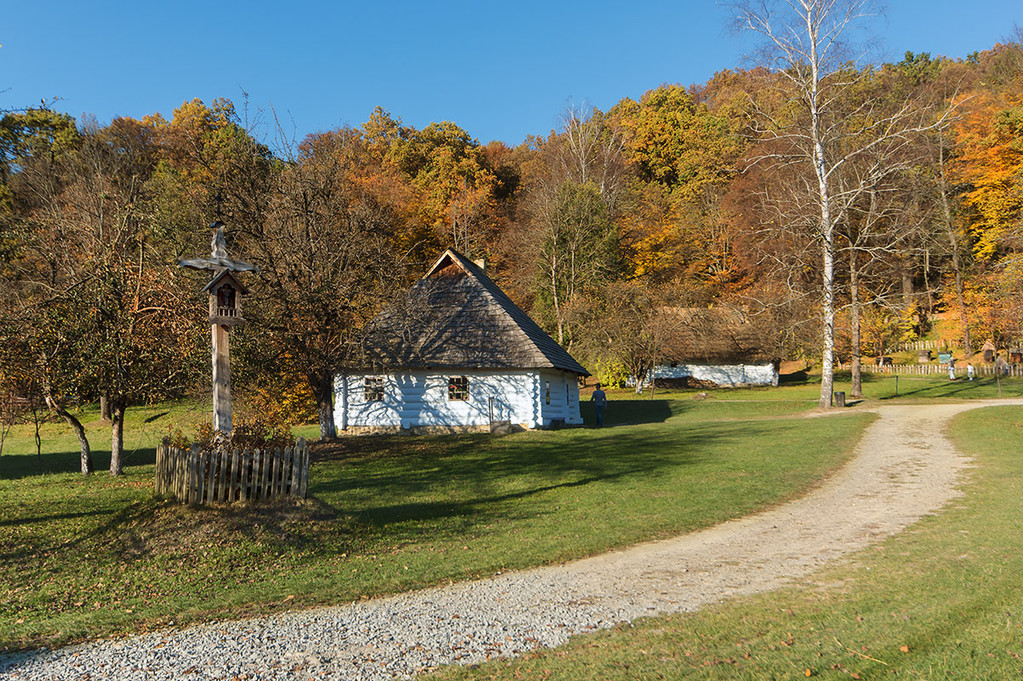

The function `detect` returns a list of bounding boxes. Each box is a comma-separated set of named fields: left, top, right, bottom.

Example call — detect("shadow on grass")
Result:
left=0, top=497, right=166, bottom=564
left=779, top=369, right=809, bottom=385
left=0, top=447, right=157, bottom=481
left=310, top=417, right=785, bottom=542
left=0, top=508, right=117, bottom=529
left=578, top=399, right=679, bottom=426
left=0, top=406, right=799, bottom=583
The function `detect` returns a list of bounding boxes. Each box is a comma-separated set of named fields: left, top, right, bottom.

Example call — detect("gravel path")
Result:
left=2, top=400, right=1012, bottom=681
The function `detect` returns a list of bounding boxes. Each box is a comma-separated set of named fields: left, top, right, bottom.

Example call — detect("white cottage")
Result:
left=335, top=249, right=590, bottom=433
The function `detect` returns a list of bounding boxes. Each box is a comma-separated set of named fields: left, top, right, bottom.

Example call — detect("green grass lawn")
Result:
left=613, top=370, right=1023, bottom=405
left=0, top=387, right=871, bottom=652
left=430, top=403, right=1023, bottom=680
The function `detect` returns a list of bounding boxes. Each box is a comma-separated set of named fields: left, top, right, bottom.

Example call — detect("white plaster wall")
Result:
left=336, top=370, right=542, bottom=431
left=651, top=363, right=778, bottom=387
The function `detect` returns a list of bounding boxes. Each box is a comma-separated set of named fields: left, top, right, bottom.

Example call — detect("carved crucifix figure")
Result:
left=211, top=223, right=228, bottom=259
left=178, top=222, right=257, bottom=435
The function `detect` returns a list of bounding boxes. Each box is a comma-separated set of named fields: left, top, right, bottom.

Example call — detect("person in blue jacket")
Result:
left=591, top=383, right=607, bottom=427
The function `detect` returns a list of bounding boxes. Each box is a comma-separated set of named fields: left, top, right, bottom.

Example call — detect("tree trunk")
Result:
left=109, top=398, right=126, bottom=476
left=100, top=394, right=112, bottom=422
left=0, top=422, right=10, bottom=457
left=311, top=371, right=337, bottom=441
left=807, top=18, right=835, bottom=411
left=939, top=143, right=972, bottom=355
left=901, top=266, right=914, bottom=310
left=819, top=229, right=836, bottom=409
left=45, top=396, right=93, bottom=475
left=32, top=404, right=42, bottom=458
left=850, top=252, right=863, bottom=398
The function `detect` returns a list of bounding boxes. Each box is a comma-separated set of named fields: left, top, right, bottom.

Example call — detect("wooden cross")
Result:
left=178, top=221, right=257, bottom=435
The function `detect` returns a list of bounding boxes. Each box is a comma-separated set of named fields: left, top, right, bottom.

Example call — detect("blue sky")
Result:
left=3, top=1, right=1020, bottom=148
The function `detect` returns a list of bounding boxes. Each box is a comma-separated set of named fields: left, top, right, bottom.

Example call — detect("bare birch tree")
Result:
left=523, top=107, right=625, bottom=347
left=731, top=0, right=951, bottom=407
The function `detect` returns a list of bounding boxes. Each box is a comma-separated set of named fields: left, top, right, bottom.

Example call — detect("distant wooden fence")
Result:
left=847, top=362, right=1023, bottom=377
left=896, top=339, right=952, bottom=352
left=155, top=438, right=310, bottom=505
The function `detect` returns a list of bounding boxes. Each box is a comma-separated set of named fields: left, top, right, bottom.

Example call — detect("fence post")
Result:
left=188, top=444, right=200, bottom=505
left=155, top=440, right=165, bottom=495
left=298, top=438, right=309, bottom=498
left=270, top=448, right=280, bottom=497
left=269, top=448, right=279, bottom=497
left=259, top=448, right=270, bottom=499
left=198, top=451, right=209, bottom=505
left=215, top=449, right=226, bottom=503
left=240, top=449, right=252, bottom=501
left=249, top=449, right=259, bottom=500
left=276, top=449, right=286, bottom=496
left=287, top=445, right=297, bottom=496
left=228, top=449, right=239, bottom=502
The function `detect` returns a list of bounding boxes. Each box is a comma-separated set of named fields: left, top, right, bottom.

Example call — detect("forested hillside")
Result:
left=2, top=31, right=1021, bottom=460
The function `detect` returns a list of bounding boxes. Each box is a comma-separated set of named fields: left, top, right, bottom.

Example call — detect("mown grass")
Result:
left=0, top=388, right=870, bottom=653
left=431, top=403, right=1023, bottom=680
left=619, top=370, right=1023, bottom=405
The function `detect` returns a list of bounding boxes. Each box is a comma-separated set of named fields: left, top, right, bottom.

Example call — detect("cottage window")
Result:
left=448, top=376, right=469, bottom=401
left=545, top=381, right=551, bottom=405
left=364, top=376, right=385, bottom=401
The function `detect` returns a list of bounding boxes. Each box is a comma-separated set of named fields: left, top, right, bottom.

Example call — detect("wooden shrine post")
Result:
left=179, top=221, right=257, bottom=436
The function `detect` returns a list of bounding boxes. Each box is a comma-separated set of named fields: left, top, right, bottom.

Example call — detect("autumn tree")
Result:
left=510, top=108, right=626, bottom=347
left=610, top=84, right=745, bottom=286
left=574, top=281, right=679, bottom=391
left=931, top=41, right=1023, bottom=349
left=531, top=180, right=620, bottom=347
left=386, top=119, right=499, bottom=260
left=238, top=128, right=406, bottom=440
left=1, top=114, right=195, bottom=474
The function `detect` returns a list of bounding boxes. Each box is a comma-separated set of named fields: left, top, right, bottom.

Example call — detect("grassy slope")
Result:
left=0, top=388, right=870, bottom=652
left=432, top=403, right=1023, bottom=680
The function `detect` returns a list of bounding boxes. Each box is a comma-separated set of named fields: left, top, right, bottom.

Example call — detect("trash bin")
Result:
left=835, top=391, right=846, bottom=408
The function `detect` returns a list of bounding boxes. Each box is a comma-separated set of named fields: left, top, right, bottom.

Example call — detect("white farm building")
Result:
left=335, top=249, right=590, bottom=433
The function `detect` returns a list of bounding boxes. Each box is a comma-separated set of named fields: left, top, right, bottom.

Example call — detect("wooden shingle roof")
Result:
left=657, top=306, right=776, bottom=364
left=361, top=249, right=589, bottom=376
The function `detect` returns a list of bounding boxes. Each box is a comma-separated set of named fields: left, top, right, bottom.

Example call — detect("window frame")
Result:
left=448, top=376, right=469, bottom=401
left=364, top=375, right=385, bottom=402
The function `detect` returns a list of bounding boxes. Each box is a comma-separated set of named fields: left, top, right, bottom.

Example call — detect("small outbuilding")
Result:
left=982, top=339, right=997, bottom=363
left=335, top=249, right=589, bottom=433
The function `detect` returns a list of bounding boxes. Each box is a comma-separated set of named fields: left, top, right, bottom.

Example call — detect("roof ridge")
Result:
left=422, top=249, right=589, bottom=376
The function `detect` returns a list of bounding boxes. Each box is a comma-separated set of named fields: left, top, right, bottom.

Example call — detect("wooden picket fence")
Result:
left=896, top=339, right=952, bottom=352
left=155, top=438, right=310, bottom=505
left=849, top=362, right=1023, bottom=378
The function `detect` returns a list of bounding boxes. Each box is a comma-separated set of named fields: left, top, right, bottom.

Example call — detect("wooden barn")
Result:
left=335, top=249, right=589, bottom=433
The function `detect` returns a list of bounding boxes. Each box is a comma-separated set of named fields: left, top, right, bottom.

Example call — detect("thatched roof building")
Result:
left=361, top=250, right=588, bottom=375
left=650, top=306, right=779, bottom=388
left=336, top=249, right=589, bottom=433
left=657, top=306, right=777, bottom=365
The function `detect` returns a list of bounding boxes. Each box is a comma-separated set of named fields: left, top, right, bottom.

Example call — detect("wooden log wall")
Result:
left=155, top=438, right=310, bottom=505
